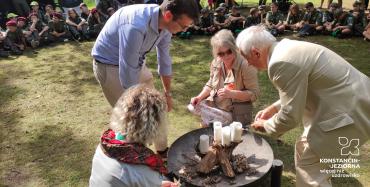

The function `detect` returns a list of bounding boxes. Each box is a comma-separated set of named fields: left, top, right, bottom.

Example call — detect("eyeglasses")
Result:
left=174, top=19, right=189, bottom=31
left=217, top=49, right=232, bottom=57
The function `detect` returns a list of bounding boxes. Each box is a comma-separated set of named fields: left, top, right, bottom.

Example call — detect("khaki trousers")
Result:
left=93, top=60, right=168, bottom=151
left=295, top=136, right=332, bottom=187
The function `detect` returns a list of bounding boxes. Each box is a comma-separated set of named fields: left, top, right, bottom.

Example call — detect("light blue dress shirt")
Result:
left=92, top=4, right=172, bottom=89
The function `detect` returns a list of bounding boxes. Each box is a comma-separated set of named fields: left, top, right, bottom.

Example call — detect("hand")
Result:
left=161, top=181, right=179, bottom=187
left=190, top=96, right=201, bottom=106
left=32, top=17, right=38, bottom=23
left=254, top=105, right=278, bottom=121
left=19, top=45, right=25, bottom=50
left=77, top=25, right=82, bottom=30
left=217, top=88, right=233, bottom=99
left=251, top=119, right=266, bottom=132
left=165, top=95, right=173, bottom=112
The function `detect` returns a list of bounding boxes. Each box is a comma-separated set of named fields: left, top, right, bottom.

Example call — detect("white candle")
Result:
left=230, top=122, right=243, bottom=142
left=199, top=135, right=209, bottom=154
left=187, top=104, right=195, bottom=113
left=213, top=121, right=222, bottom=144
left=222, top=126, right=231, bottom=146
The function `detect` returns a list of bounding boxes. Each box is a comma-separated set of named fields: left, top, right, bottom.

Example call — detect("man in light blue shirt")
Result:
left=92, top=0, right=198, bottom=108
left=92, top=0, right=199, bottom=154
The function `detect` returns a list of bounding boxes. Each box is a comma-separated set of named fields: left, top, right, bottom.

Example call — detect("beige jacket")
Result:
left=264, top=39, right=370, bottom=158
left=205, top=54, right=259, bottom=111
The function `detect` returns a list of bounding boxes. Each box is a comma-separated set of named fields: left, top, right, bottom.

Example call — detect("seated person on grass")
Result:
left=26, top=13, right=49, bottom=48
left=244, top=8, right=261, bottom=28
left=199, top=8, right=216, bottom=35
left=320, top=2, right=338, bottom=34
left=66, top=8, right=89, bottom=41
left=284, top=3, right=304, bottom=32
left=331, top=8, right=354, bottom=38
left=44, top=4, right=55, bottom=23
left=190, top=30, right=259, bottom=127
left=87, top=8, right=107, bottom=38
left=351, top=1, right=367, bottom=37
left=0, top=30, right=10, bottom=58
left=213, top=7, right=228, bottom=31
left=363, top=14, right=370, bottom=41
left=226, top=6, right=245, bottom=34
left=265, top=2, right=285, bottom=36
left=89, top=85, right=177, bottom=187
left=79, top=3, right=90, bottom=20
left=48, top=12, right=71, bottom=42
left=4, top=20, right=25, bottom=55
left=297, top=2, right=323, bottom=37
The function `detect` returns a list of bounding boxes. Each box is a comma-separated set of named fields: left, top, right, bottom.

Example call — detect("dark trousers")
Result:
left=68, top=24, right=89, bottom=40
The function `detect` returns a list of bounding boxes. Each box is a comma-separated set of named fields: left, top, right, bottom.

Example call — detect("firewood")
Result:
left=197, top=145, right=219, bottom=174
left=218, top=147, right=235, bottom=178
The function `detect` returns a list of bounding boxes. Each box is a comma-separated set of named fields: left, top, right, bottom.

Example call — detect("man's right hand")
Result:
left=254, top=105, right=278, bottom=121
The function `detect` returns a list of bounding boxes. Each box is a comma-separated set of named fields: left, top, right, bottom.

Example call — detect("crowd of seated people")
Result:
left=0, top=1, right=116, bottom=57
left=178, top=1, right=370, bottom=41
left=1, top=1, right=369, bottom=58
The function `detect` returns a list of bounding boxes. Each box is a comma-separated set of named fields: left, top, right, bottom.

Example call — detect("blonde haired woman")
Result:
left=190, top=29, right=259, bottom=127
left=89, top=85, right=177, bottom=187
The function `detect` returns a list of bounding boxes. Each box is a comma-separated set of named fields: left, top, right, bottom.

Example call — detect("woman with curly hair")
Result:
left=89, top=85, right=177, bottom=187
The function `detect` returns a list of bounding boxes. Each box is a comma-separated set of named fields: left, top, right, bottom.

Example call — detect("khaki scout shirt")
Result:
left=204, top=54, right=259, bottom=112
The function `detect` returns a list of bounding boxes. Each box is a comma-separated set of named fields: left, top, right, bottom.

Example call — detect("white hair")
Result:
left=236, top=26, right=276, bottom=56
left=210, top=29, right=237, bottom=59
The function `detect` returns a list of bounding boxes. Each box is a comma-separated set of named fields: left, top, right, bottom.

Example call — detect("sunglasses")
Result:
left=217, top=49, right=232, bottom=57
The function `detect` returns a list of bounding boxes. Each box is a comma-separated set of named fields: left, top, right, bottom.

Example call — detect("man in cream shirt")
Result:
left=236, top=26, right=370, bottom=187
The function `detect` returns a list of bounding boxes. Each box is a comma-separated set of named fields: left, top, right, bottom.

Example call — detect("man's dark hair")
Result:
left=271, top=2, right=278, bottom=7
left=160, top=0, right=199, bottom=21
left=305, top=2, right=314, bottom=8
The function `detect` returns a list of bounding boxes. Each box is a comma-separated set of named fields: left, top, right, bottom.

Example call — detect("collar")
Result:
left=268, top=42, right=279, bottom=65
left=150, top=6, right=161, bottom=35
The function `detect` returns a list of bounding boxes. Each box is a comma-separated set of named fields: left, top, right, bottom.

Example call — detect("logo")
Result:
left=338, top=137, right=360, bottom=156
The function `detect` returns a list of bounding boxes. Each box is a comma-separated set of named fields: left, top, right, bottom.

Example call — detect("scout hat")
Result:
left=7, top=13, right=18, bottom=19
left=17, top=17, right=27, bottom=22
left=6, top=20, right=17, bottom=27
left=52, top=12, right=63, bottom=19
left=30, top=1, right=39, bottom=6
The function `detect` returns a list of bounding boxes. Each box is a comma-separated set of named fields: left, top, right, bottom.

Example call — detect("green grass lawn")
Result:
left=0, top=33, right=369, bottom=186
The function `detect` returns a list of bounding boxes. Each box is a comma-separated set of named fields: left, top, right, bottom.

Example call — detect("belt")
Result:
left=94, top=59, right=118, bottom=66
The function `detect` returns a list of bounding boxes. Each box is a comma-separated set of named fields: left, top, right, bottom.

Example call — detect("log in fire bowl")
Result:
left=168, top=127, right=274, bottom=187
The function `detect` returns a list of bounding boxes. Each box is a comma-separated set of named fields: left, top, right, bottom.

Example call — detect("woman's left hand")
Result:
left=217, top=88, right=233, bottom=99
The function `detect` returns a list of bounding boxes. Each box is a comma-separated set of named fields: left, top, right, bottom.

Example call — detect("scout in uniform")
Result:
left=26, top=13, right=49, bottom=48
left=44, top=4, right=55, bottom=23
left=244, top=8, right=261, bottom=28
left=350, top=1, right=367, bottom=37
left=66, top=8, right=89, bottom=41
left=213, top=7, right=228, bottom=31
left=96, top=0, right=115, bottom=18
left=297, top=2, right=323, bottom=37
left=4, top=20, right=25, bottom=55
left=87, top=8, right=106, bottom=38
left=331, top=8, right=354, bottom=38
left=284, top=4, right=304, bottom=31
left=199, top=8, right=216, bottom=35
left=17, top=16, right=33, bottom=42
left=30, top=1, right=47, bottom=23
left=80, top=3, right=90, bottom=21
left=225, top=6, right=245, bottom=34
left=265, top=2, right=285, bottom=36
left=48, top=12, right=71, bottom=42
left=0, top=28, right=10, bottom=57
left=320, top=3, right=338, bottom=34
